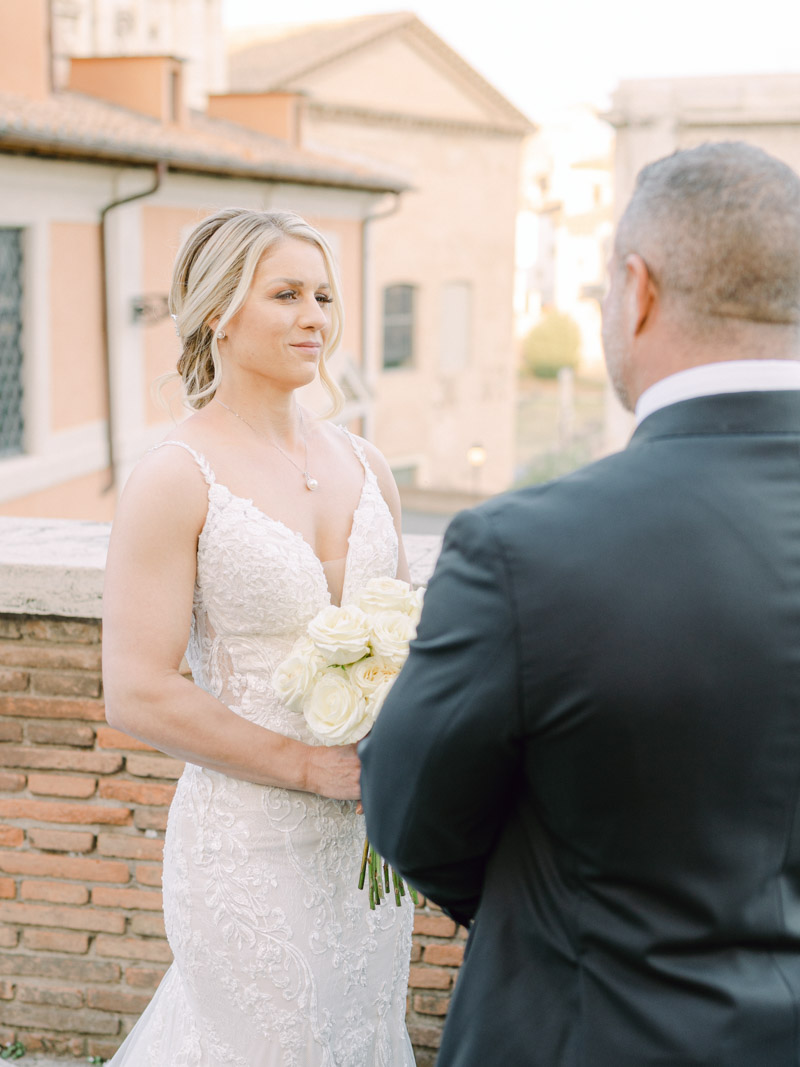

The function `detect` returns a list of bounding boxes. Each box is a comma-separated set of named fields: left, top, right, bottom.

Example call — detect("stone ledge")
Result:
left=403, top=533, right=443, bottom=590
left=0, top=518, right=442, bottom=619
left=0, top=518, right=111, bottom=619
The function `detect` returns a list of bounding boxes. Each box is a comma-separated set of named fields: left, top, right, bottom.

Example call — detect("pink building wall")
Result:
left=50, top=223, right=105, bottom=435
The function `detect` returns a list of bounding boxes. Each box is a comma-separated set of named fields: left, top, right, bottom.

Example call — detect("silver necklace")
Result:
left=214, top=398, right=319, bottom=491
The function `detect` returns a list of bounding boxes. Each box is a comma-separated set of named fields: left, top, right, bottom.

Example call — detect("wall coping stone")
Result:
left=0, top=517, right=442, bottom=618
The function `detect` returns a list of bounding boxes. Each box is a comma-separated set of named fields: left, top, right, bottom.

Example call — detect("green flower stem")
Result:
left=372, top=847, right=382, bottom=901
left=368, top=848, right=378, bottom=909
left=358, top=836, right=370, bottom=891
left=358, top=835, right=417, bottom=909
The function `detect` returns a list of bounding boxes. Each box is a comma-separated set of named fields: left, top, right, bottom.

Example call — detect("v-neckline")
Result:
left=206, top=466, right=369, bottom=607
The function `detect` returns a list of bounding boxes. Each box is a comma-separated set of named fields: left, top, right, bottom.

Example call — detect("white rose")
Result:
left=358, top=577, right=417, bottom=615
left=347, top=655, right=399, bottom=699
left=272, top=638, right=324, bottom=712
left=304, top=668, right=372, bottom=745
left=307, top=604, right=372, bottom=666
left=404, top=587, right=425, bottom=626
left=366, top=675, right=398, bottom=722
left=369, top=610, right=417, bottom=667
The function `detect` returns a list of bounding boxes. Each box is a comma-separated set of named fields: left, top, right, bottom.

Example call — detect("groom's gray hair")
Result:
left=616, top=141, right=800, bottom=330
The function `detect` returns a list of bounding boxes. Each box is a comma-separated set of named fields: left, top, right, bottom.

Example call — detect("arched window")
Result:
left=382, top=284, right=415, bottom=369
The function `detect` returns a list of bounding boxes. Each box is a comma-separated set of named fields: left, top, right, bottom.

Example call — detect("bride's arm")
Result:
left=101, top=447, right=360, bottom=800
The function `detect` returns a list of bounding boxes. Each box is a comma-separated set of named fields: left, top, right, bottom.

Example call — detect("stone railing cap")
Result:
left=0, top=518, right=441, bottom=619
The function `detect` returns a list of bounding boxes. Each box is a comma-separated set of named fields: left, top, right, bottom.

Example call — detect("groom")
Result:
left=360, top=141, right=800, bottom=1065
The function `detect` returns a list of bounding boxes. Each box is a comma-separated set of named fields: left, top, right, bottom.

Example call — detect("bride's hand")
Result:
left=304, top=742, right=362, bottom=801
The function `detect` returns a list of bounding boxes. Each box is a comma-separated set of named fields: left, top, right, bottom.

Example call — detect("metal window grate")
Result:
left=0, top=229, right=23, bottom=457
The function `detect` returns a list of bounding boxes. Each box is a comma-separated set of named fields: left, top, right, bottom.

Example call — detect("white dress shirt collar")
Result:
left=635, top=360, right=800, bottom=425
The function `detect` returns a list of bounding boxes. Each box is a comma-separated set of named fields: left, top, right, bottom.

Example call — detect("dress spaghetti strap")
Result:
left=149, top=440, right=216, bottom=487
left=338, top=425, right=372, bottom=475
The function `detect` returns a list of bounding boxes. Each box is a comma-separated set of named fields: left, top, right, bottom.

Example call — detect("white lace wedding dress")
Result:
left=108, top=430, right=415, bottom=1067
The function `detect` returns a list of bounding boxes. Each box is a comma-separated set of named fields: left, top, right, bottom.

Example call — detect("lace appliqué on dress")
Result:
left=107, top=432, right=413, bottom=1067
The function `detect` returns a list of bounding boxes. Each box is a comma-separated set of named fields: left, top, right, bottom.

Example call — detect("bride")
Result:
left=102, top=208, right=415, bottom=1065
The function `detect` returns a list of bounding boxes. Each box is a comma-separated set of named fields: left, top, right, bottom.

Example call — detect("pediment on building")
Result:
left=227, top=12, right=534, bottom=135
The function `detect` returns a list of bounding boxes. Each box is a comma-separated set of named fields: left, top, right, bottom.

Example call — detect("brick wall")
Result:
left=0, top=609, right=465, bottom=1063
left=407, top=908, right=468, bottom=1066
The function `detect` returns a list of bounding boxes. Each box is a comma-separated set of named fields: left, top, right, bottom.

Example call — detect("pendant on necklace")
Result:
left=305, top=473, right=320, bottom=492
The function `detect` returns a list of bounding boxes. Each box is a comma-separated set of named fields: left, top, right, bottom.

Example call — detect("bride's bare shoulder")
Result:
left=115, top=414, right=214, bottom=534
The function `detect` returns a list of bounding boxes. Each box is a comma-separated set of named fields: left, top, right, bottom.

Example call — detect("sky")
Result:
left=221, top=0, right=800, bottom=123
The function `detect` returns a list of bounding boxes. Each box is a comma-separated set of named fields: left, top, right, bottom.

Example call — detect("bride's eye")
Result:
left=275, top=290, right=297, bottom=301
left=316, top=294, right=334, bottom=305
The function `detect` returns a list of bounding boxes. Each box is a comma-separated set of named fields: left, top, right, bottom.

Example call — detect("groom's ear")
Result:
left=624, top=253, right=657, bottom=337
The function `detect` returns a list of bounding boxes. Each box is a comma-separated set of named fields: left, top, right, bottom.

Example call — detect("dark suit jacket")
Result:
left=360, top=391, right=800, bottom=1066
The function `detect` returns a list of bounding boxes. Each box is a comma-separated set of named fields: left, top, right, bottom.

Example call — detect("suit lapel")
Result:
left=628, top=389, right=800, bottom=448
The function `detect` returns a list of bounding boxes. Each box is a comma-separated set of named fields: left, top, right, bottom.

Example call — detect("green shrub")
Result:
left=522, top=310, right=582, bottom=379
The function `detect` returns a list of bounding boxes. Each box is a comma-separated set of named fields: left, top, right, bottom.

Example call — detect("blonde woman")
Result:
left=102, top=209, right=415, bottom=1065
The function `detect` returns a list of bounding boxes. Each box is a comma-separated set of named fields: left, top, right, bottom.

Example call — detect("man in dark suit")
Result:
left=359, top=142, right=800, bottom=1065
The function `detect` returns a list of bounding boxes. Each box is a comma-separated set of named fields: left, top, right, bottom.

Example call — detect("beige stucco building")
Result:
left=608, top=73, right=800, bottom=216
left=228, top=14, right=534, bottom=495
left=604, top=72, right=800, bottom=450
left=50, top=0, right=227, bottom=108
left=0, top=0, right=404, bottom=520
left=517, top=104, right=614, bottom=370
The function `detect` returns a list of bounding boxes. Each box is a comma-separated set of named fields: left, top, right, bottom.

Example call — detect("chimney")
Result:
left=68, top=56, right=188, bottom=125
left=1, top=0, right=50, bottom=99
left=207, top=92, right=305, bottom=146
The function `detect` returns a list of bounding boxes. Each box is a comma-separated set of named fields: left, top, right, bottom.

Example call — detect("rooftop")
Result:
left=607, top=71, right=800, bottom=126
left=0, top=86, right=406, bottom=192
left=227, top=11, right=535, bottom=135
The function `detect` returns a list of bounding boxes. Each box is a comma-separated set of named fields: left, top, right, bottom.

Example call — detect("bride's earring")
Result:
left=216, top=329, right=226, bottom=340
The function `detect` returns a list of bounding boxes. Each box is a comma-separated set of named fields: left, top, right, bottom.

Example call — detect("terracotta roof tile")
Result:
left=0, top=88, right=406, bottom=192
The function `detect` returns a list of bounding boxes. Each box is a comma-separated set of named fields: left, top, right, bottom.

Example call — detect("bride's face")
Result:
left=222, top=237, right=333, bottom=390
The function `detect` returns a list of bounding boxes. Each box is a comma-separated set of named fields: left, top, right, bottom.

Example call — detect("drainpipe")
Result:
left=100, top=161, right=166, bottom=493
left=47, top=0, right=55, bottom=94
left=360, top=194, right=401, bottom=440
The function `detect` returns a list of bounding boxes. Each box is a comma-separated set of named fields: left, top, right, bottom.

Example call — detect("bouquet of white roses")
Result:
left=272, top=576, right=423, bottom=909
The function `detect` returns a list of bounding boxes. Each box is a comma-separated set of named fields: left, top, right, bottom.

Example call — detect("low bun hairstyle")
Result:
left=167, top=208, right=345, bottom=415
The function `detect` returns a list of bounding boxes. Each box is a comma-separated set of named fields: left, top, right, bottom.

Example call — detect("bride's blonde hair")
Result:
left=167, top=208, right=345, bottom=414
